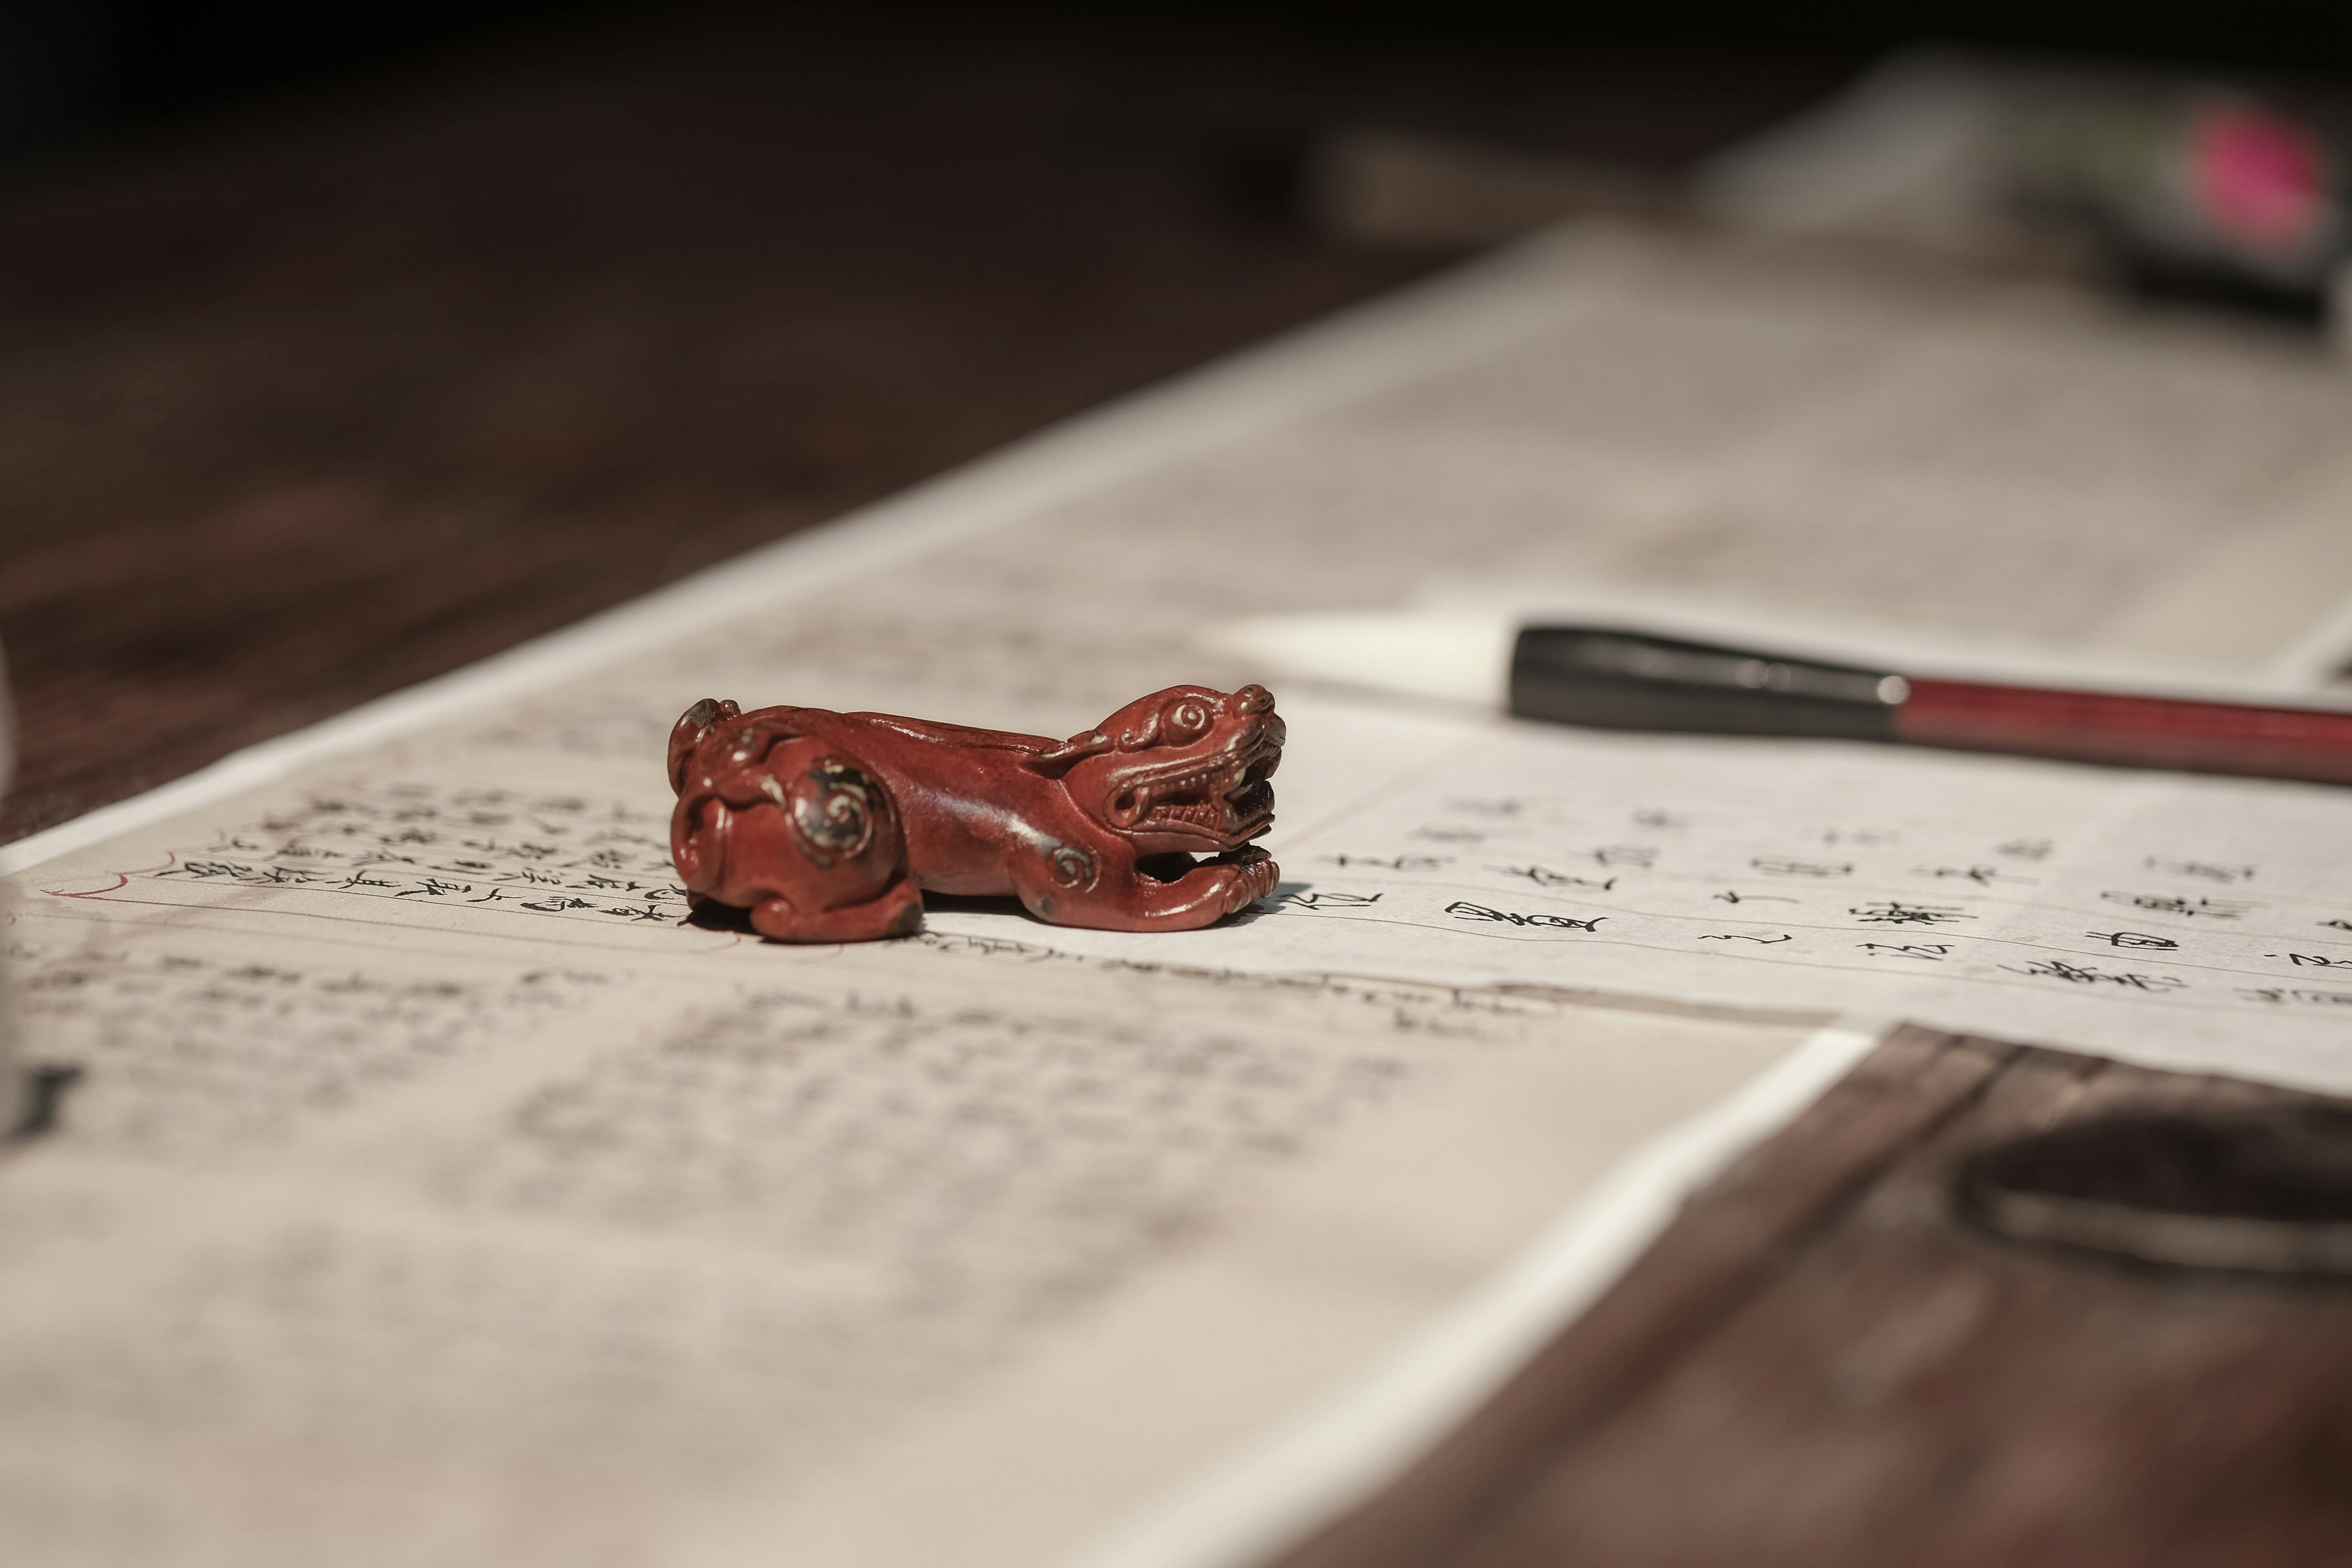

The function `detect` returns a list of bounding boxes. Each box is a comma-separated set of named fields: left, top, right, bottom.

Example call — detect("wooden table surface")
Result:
left=0, top=5, right=1847, bottom=846
left=1276, top=1028, right=2352, bottom=1567
left=9, top=12, right=2345, bottom=1565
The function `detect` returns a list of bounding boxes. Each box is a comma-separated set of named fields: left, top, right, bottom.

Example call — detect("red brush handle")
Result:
left=1898, top=678, right=2352, bottom=785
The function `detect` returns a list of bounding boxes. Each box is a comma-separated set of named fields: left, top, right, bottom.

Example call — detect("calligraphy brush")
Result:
left=1213, top=615, right=2352, bottom=787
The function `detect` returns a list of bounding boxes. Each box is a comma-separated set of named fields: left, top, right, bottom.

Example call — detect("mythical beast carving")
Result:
left=667, top=684, right=1285, bottom=942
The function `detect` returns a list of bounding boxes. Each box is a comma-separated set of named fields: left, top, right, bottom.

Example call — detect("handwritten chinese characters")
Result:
left=7, top=938, right=602, bottom=1150
left=441, top=992, right=1404, bottom=1263
left=132, top=783, right=688, bottom=927
left=405, top=991, right=1408, bottom=1456
left=1223, top=718, right=2352, bottom=1041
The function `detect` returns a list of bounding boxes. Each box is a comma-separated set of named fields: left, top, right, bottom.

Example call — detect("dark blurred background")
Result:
left=6, top=2, right=2346, bottom=154
left=9, top=0, right=2346, bottom=156
left=1, top=1, right=2345, bottom=843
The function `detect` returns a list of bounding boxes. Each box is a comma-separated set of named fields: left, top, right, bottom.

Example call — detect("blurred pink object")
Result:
left=2189, top=103, right=2330, bottom=255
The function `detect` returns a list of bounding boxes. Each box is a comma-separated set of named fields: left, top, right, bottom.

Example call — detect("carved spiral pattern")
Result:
left=787, top=759, right=879, bottom=866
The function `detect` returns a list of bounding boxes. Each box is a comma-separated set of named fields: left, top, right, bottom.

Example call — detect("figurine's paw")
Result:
left=748, top=879, right=923, bottom=943
left=1207, top=846, right=1279, bottom=913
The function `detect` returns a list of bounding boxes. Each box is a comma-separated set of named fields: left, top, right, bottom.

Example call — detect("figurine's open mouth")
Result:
left=1111, top=733, right=1281, bottom=840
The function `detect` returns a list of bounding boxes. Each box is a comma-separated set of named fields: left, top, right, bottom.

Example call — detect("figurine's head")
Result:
left=1029, top=684, right=1283, bottom=854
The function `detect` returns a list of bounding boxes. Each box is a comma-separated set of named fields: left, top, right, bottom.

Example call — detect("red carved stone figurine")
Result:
left=668, top=684, right=1284, bottom=942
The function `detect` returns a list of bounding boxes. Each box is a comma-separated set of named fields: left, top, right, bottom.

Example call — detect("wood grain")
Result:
left=0, top=11, right=1437, bottom=845
left=0, top=7, right=1854, bottom=849
left=1271, top=1029, right=2352, bottom=1567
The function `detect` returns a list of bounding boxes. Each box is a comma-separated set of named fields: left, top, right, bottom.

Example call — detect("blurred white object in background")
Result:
left=1315, top=49, right=2352, bottom=335
left=1694, top=51, right=2035, bottom=263
left=1699, top=49, right=2352, bottom=310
